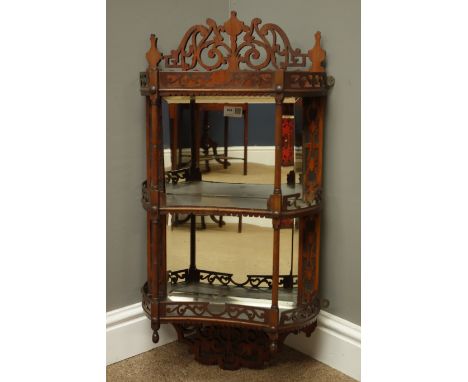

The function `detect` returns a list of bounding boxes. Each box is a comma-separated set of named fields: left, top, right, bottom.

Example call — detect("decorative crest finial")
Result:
left=223, top=11, right=245, bottom=37
left=146, top=34, right=162, bottom=69
left=308, top=31, right=326, bottom=72
left=223, top=11, right=247, bottom=71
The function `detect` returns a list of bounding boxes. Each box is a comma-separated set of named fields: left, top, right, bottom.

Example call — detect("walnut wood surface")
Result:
left=161, top=11, right=311, bottom=72
left=140, top=10, right=331, bottom=366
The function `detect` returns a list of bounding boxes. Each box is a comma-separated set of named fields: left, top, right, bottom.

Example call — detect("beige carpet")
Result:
left=107, top=341, right=356, bottom=382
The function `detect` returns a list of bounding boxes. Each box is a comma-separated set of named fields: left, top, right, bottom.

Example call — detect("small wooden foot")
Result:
left=268, top=332, right=279, bottom=354
left=152, top=321, right=160, bottom=343
left=152, top=330, right=159, bottom=343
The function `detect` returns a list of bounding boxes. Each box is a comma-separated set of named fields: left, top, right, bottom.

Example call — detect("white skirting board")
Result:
left=106, top=303, right=361, bottom=380
left=106, top=303, right=178, bottom=366
left=285, top=310, right=361, bottom=380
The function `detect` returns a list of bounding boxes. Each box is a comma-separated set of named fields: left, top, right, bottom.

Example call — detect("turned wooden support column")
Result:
left=268, top=70, right=285, bottom=354
left=145, top=97, right=152, bottom=289
left=223, top=114, right=229, bottom=169
left=145, top=34, right=167, bottom=343
left=189, top=97, right=201, bottom=180
left=148, top=88, right=166, bottom=299
left=149, top=94, right=167, bottom=342
left=169, top=103, right=180, bottom=170
left=269, top=217, right=281, bottom=353
left=187, top=213, right=200, bottom=282
left=243, top=103, right=248, bottom=175
left=270, top=99, right=284, bottom=318
left=274, top=99, right=283, bottom=195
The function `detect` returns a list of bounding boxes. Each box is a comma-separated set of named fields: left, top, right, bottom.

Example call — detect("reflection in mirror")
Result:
left=163, top=97, right=302, bottom=307
left=165, top=99, right=279, bottom=187
left=162, top=97, right=310, bottom=218
left=166, top=215, right=299, bottom=307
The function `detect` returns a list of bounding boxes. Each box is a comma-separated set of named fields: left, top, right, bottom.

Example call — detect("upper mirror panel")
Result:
left=163, top=97, right=303, bottom=189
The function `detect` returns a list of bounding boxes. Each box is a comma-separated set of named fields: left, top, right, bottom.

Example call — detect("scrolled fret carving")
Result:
left=141, top=180, right=150, bottom=205
left=168, top=269, right=188, bottom=284
left=159, top=71, right=275, bottom=90
left=141, top=283, right=152, bottom=315
left=199, top=270, right=233, bottom=286
left=280, top=296, right=320, bottom=326
left=165, top=302, right=267, bottom=323
left=282, top=193, right=301, bottom=210
left=285, top=72, right=327, bottom=89
left=156, top=11, right=322, bottom=72
left=165, top=168, right=189, bottom=184
left=200, top=270, right=298, bottom=289
left=168, top=269, right=298, bottom=289
left=140, top=71, right=148, bottom=88
left=243, top=274, right=298, bottom=288
left=166, top=302, right=208, bottom=317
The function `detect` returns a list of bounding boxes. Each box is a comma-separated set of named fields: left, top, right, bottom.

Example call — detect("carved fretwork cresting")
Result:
left=157, top=11, right=325, bottom=72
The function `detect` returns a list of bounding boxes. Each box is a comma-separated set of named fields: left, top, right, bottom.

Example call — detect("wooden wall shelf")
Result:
left=138, top=11, right=333, bottom=369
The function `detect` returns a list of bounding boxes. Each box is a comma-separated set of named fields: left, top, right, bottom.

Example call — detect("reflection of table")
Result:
left=168, top=103, right=249, bottom=175
left=167, top=102, right=248, bottom=232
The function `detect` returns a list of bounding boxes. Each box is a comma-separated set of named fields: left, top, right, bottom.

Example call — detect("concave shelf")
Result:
left=162, top=180, right=312, bottom=215
left=142, top=281, right=319, bottom=329
left=167, top=282, right=297, bottom=311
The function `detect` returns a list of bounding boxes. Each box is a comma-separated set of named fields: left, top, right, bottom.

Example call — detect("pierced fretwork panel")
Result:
left=298, top=215, right=320, bottom=305
left=162, top=11, right=309, bottom=72
left=145, top=11, right=326, bottom=73
left=302, top=97, right=325, bottom=203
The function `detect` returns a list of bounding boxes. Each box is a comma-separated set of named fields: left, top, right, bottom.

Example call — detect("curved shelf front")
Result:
left=142, top=282, right=320, bottom=332
left=142, top=180, right=321, bottom=218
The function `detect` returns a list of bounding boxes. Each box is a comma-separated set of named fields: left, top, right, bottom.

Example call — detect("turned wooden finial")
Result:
left=308, top=31, right=326, bottom=72
left=146, top=34, right=162, bottom=69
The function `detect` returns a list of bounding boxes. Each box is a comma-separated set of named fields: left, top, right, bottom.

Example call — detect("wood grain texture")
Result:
left=160, top=11, right=312, bottom=72
left=308, top=31, right=326, bottom=72
left=139, top=11, right=331, bottom=367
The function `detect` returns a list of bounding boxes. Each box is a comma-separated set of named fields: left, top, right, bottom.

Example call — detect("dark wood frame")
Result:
left=139, top=11, right=334, bottom=369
